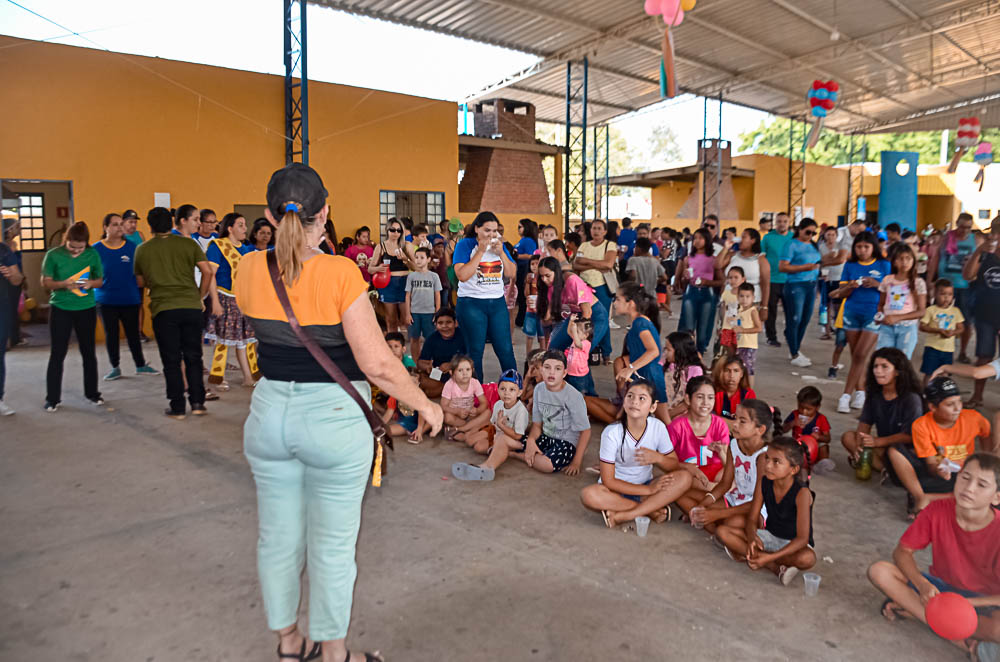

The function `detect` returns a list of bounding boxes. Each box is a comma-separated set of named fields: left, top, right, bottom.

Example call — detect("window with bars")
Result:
left=378, top=190, right=445, bottom=237
left=17, top=194, right=45, bottom=251
left=426, top=192, right=444, bottom=224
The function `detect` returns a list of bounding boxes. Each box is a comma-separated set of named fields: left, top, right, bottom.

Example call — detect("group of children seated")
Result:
left=373, top=279, right=999, bottom=657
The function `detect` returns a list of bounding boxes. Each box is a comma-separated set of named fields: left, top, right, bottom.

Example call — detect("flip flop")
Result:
left=880, top=598, right=907, bottom=622
left=601, top=510, right=612, bottom=528
left=451, top=462, right=495, bottom=481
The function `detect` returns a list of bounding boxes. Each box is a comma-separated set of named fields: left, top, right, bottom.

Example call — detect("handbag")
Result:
left=265, top=251, right=392, bottom=482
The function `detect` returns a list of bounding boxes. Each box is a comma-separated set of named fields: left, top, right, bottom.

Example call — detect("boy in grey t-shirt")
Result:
left=404, top=247, right=442, bottom=358
left=452, top=350, right=592, bottom=481
left=626, top=237, right=665, bottom=297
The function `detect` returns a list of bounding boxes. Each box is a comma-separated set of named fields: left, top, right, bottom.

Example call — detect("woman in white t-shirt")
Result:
left=715, top=228, right=770, bottom=305
left=580, top=379, right=694, bottom=528
left=451, top=212, right=518, bottom=381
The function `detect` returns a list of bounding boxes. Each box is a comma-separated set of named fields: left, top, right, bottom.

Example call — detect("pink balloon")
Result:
left=644, top=0, right=662, bottom=15
left=661, top=2, right=684, bottom=26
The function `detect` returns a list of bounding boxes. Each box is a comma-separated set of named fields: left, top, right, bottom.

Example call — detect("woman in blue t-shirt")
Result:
left=513, top=218, right=538, bottom=328
left=205, top=213, right=258, bottom=388
left=779, top=218, right=821, bottom=368
left=829, top=231, right=890, bottom=413
left=94, top=213, right=157, bottom=381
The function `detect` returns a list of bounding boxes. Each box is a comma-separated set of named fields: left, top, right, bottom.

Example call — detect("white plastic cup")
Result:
left=803, top=572, right=821, bottom=596
left=689, top=507, right=706, bottom=529
left=635, top=516, right=650, bottom=537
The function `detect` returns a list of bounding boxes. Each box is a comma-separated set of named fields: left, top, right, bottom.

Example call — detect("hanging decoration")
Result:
left=805, top=80, right=839, bottom=149
left=973, top=141, right=993, bottom=191
left=948, top=116, right=981, bottom=173
left=645, top=0, right=688, bottom=99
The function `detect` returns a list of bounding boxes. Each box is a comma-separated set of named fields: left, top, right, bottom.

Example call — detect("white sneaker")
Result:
left=851, top=390, right=866, bottom=409
left=837, top=393, right=851, bottom=414
left=608, top=319, right=621, bottom=329
left=0, top=400, right=14, bottom=416
left=790, top=354, right=812, bottom=367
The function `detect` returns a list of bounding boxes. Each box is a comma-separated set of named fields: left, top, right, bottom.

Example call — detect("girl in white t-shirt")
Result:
left=580, top=379, right=694, bottom=529
left=875, top=243, right=927, bottom=359
left=689, top=398, right=778, bottom=536
left=442, top=355, right=490, bottom=443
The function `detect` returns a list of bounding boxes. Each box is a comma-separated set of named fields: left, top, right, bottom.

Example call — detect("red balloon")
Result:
left=800, top=435, right=819, bottom=465
left=810, top=98, right=822, bottom=107
left=826, top=81, right=840, bottom=92
left=812, top=80, right=823, bottom=89
left=926, top=593, right=978, bottom=641
left=372, top=270, right=392, bottom=289
left=821, top=99, right=835, bottom=110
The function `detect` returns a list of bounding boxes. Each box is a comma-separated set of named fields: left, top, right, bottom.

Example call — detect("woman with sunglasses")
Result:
left=778, top=218, right=821, bottom=368
left=369, top=218, right=415, bottom=334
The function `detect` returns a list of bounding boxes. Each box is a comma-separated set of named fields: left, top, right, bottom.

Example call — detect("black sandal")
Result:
left=303, top=645, right=383, bottom=662
left=278, top=640, right=306, bottom=660
left=346, top=652, right=385, bottom=662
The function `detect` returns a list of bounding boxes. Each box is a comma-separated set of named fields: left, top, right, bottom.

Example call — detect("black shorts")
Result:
left=889, top=444, right=956, bottom=494
left=519, top=433, right=577, bottom=472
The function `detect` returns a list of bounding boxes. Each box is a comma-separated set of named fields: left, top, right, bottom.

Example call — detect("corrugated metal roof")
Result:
left=312, top=0, right=1000, bottom=133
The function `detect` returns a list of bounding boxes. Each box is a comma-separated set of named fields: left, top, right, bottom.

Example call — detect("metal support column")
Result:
left=593, top=124, right=609, bottom=221
left=700, top=94, right=725, bottom=223
left=284, top=0, right=309, bottom=165
left=564, top=58, right=588, bottom=230
left=787, top=118, right=806, bottom=219
left=846, top=133, right=868, bottom=222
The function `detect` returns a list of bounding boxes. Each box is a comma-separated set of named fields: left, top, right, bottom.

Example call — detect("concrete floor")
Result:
left=2, top=312, right=994, bottom=662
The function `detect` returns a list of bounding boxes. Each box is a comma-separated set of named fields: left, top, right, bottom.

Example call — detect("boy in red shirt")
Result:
left=888, top=377, right=991, bottom=515
left=868, top=453, right=1000, bottom=658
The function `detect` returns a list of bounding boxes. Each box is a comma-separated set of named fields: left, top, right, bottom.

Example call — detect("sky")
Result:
left=0, top=0, right=773, bottom=167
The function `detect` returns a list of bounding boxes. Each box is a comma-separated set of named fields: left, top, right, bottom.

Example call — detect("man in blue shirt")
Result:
left=761, top=211, right=793, bottom=346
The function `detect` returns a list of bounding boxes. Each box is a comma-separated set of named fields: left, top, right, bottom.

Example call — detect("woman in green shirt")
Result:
left=41, top=221, right=104, bottom=411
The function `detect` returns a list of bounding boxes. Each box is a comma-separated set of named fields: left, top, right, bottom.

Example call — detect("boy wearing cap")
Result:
left=868, top=452, right=1000, bottom=659
left=932, top=358, right=1000, bottom=455
left=462, top=369, right=529, bottom=455
left=888, top=376, right=991, bottom=515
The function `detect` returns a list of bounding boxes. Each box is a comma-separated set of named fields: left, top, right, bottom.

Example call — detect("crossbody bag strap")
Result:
left=265, top=251, right=391, bottom=450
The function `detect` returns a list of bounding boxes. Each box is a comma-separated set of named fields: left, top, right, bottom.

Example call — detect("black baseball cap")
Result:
left=925, top=377, right=961, bottom=404
left=122, top=209, right=139, bottom=220
left=266, top=163, right=328, bottom=219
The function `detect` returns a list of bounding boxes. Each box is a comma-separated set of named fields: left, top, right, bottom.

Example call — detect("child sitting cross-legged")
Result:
left=715, top=437, right=817, bottom=586
left=868, top=453, right=1000, bottom=659
left=381, top=367, right=427, bottom=444
left=689, top=398, right=776, bottom=535
left=887, top=376, right=991, bottom=517
left=669, top=376, right=732, bottom=515
left=782, top=386, right=833, bottom=473
left=581, top=378, right=693, bottom=528
left=463, top=369, right=529, bottom=455
left=441, top=355, right=491, bottom=443
left=452, top=350, right=591, bottom=481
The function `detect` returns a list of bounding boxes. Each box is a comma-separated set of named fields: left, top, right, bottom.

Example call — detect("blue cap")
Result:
left=498, top=369, right=523, bottom=389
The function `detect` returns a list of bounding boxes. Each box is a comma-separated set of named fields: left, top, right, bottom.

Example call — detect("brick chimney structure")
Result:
left=459, top=99, right=552, bottom=214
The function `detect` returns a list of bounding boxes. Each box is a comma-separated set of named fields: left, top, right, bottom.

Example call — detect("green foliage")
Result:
left=738, top=117, right=1000, bottom=166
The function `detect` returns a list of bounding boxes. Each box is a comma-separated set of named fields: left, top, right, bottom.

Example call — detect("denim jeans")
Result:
left=591, top=283, right=614, bottom=357
left=244, top=378, right=374, bottom=641
left=876, top=322, right=919, bottom=359
left=782, top=281, right=816, bottom=357
left=152, top=307, right=205, bottom=412
left=46, top=305, right=100, bottom=404
left=455, top=295, right=518, bottom=382
left=548, top=296, right=610, bottom=355
left=678, top=286, right=717, bottom=355
left=0, top=298, right=8, bottom=400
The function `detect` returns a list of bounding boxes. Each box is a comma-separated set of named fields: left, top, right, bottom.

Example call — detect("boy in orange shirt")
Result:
left=888, top=377, right=991, bottom=515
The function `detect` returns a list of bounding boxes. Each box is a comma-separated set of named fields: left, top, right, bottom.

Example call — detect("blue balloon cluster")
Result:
left=807, top=83, right=839, bottom=118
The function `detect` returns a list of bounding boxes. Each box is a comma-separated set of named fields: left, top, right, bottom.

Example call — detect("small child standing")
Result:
left=918, top=278, right=965, bottom=386
left=452, top=350, right=591, bottom=481
left=404, top=247, right=442, bottom=359
left=868, top=453, right=1000, bottom=658
left=463, top=369, right=529, bottom=455
left=716, top=266, right=745, bottom=357
left=581, top=379, right=693, bottom=528
left=716, top=437, right=817, bottom=586
left=876, top=244, right=927, bottom=359
left=441, top=355, right=490, bottom=443
left=733, top=282, right=761, bottom=385
left=626, top=237, right=665, bottom=298
left=888, top=377, right=991, bottom=516
left=782, top=386, right=832, bottom=472
left=522, top=255, right=546, bottom=354
left=565, top=315, right=595, bottom=396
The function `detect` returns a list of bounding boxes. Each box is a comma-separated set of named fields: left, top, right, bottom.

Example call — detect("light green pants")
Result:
left=244, top=378, right=374, bottom=641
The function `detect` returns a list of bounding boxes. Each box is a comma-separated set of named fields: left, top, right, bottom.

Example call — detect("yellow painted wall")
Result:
left=4, top=181, right=73, bottom=302
left=650, top=181, right=695, bottom=226
left=918, top=196, right=961, bottom=231
left=0, top=35, right=459, bottom=261
left=733, top=154, right=849, bottom=223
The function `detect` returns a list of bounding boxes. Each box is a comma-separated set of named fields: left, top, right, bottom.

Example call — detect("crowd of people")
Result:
left=2, top=176, right=999, bottom=660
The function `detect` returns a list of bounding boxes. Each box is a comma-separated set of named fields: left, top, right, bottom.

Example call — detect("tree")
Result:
left=536, top=121, right=643, bottom=202
left=738, top=116, right=1000, bottom=166
left=638, top=124, right=683, bottom=170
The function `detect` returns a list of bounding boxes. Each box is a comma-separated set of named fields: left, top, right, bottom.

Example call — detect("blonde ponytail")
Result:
left=275, top=208, right=308, bottom=286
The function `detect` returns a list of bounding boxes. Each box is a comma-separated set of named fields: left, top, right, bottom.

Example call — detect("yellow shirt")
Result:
left=921, top=305, right=965, bottom=353
left=719, top=289, right=739, bottom=330
left=736, top=306, right=758, bottom=349
left=576, top=240, right=614, bottom=287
